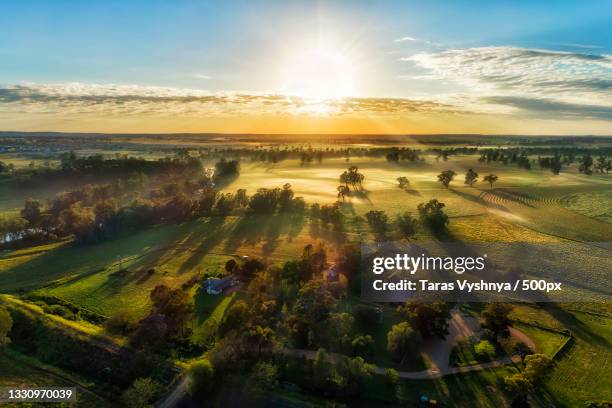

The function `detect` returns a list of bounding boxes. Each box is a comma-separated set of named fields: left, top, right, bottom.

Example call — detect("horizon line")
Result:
left=1, top=130, right=611, bottom=138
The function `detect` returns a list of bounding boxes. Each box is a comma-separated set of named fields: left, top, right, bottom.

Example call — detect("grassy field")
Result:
left=510, top=304, right=612, bottom=406
left=560, top=190, right=612, bottom=223
left=1, top=153, right=609, bottom=315
left=1, top=146, right=610, bottom=406
left=0, top=214, right=319, bottom=319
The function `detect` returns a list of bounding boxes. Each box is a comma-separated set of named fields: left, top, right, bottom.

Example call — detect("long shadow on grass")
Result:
left=0, top=224, right=190, bottom=292
left=402, top=187, right=421, bottom=196
left=351, top=189, right=373, bottom=205
left=543, top=304, right=610, bottom=347
left=223, top=212, right=305, bottom=257
left=308, top=218, right=347, bottom=245
left=449, top=187, right=511, bottom=213
left=493, top=188, right=536, bottom=208
left=177, top=216, right=233, bottom=274
left=431, top=367, right=512, bottom=406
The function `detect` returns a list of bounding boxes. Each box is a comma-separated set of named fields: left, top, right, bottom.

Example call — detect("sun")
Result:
left=280, top=47, right=356, bottom=99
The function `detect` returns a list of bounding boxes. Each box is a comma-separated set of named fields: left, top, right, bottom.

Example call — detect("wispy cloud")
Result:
left=557, top=43, right=604, bottom=50
left=482, top=96, right=612, bottom=120
left=193, top=73, right=211, bottom=80
left=395, top=36, right=417, bottom=42
left=404, top=46, right=612, bottom=100
left=0, top=82, right=461, bottom=118
left=401, top=46, right=612, bottom=119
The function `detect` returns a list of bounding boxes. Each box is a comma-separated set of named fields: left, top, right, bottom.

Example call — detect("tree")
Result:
left=595, top=155, right=611, bottom=174
left=295, top=280, right=337, bottom=325
left=338, top=356, right=375, bottom=396
left=241, top=257, right=266, bottom=279
left=248, top=188, right=280, bottom=214
left=214, top=193, right=235, bottom=215
left=464, top=169, right=479, bottom=186
left=234, top=189, right=249, bottom=207
left=337, top=185, right=350, bottom=202
left=474, top=340, right=496, bottom=358
left=130, top=314, right=168, bottom=348
left=247, top=325, right=276, bottom=357
left=121, top=378, right=160, bottom=408
left=218, top=300, right=249, bottom=336
left=396, top=212, right=418, bottom=240
left=551, top=155, right=562, bottom=175
left=417, top=199, right=449, bottom=235
left=437, top=170, right=456, bottom=188
left=0, top=307, right=12, bottom=348
left=351, top=335, right=375, bottom=357
left=163, top=192, right=194, bottom=221
left=214, top=158, right=240, bottom=181
left=481, top=303, right=513, bottom=339
left=58, top=204, right=95, bottom=241
left=365, top=210, right=388, bottom=234
left=21, top=198, right=43, bottom=228
left=579, top=154, right=594, bottom=175
left=524, top=354, right=552, bottom=381
left=94, top=199, right=118, bottom=225
left=387, top=322, right=421, bottom=366
left=397, top=301, right=450, bottom=339
left=279, top=183, right=295, bottom=211
left=503, top=354, right=552, bottom=407
left=340, top=166, right=364, bottom=190
left=385, top=368, right=399, bottom=386
left=312, top=348, right=343, bottom=392
left=353, top=305, right=380, bottom=327
left=0, top=217, right=27, bottom=243
left=504, top=373, right=531, bottom=407
left=188, top=359, right=215, bottom=399
left=247, top=362, right=278, bottom=394
left=149, top=285, right=192, bottom=329
left=225, top=259, right=238, bottom=273
left=512, top=341, right=532, bottom=365
left=197, top=189, right=218, bottom=215
left=397, top=176, right=409, bottom=189
left=321, top=313, right=354, bottom=351
left=105, top=311, right=133, bottom=335
left=483, top=174, right=498, bottom=190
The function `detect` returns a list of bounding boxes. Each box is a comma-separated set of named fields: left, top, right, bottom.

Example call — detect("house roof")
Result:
left=207, top=276, right=233, bottom=291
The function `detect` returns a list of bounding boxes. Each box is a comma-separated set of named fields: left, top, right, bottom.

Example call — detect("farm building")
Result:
left=204, top=276, right=234, bottom=295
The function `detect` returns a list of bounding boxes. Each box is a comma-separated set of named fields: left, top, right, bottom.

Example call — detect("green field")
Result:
left=1, top=152, right=609, bottom=320
left=510, top=304, right=612, bottom=406
left=1, top=140, right=610, bottom=407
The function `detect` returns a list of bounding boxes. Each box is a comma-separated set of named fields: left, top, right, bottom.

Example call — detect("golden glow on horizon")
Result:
left=4, top=111, right=611, bottom=136
left=279, top=47, right=357, bottom=99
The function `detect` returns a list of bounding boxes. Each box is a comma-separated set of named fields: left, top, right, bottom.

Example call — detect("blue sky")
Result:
left=0, top=1, right=611, bottom=134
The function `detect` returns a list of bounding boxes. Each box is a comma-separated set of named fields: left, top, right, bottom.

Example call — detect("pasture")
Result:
left=1, top=150, right=610, bottom=317
left=0, top=138, right=610, bottom=407
left=510, top=304, right=612, bottom=406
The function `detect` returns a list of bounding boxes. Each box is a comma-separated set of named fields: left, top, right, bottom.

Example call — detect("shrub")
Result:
left=105, top=311, right=134, bottom=335
left=247, top=362, right=278, bottom=394
left=188, top=359, right=215, bottom=399
left=474, top=340, right=496, bottom=358
left=44, top=304, right=76, bottom=320
left=0, top=307, right=12, bottom=348
left=351, top=335, right=375, bottom=358
left=121, top=377, right=160, bottom=408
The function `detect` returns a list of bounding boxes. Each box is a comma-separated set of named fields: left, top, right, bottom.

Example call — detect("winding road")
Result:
left=156, top=309, right=535, bottom=406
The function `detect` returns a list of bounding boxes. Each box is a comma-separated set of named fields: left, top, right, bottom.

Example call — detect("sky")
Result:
left=0, top=0, right=611, bottom=135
